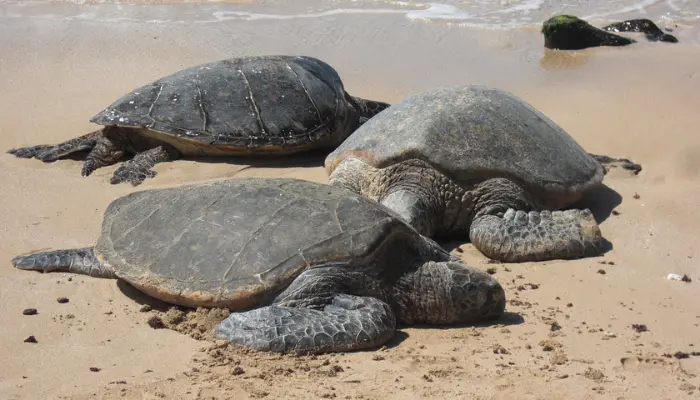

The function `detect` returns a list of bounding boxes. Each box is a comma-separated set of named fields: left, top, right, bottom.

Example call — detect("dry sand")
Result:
left=1, top=4, right=700, bottom=399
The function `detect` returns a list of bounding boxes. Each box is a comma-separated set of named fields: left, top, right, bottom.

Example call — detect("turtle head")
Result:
left=345, top=92, right=391, bottom=126
left=442, top=261, right=506, bottom=324
left=396, top=260, right=505, bottom=325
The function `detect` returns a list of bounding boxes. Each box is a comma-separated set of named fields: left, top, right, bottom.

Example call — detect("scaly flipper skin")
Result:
left=11, top=248, right=116, bottom=278
left=110, top=146, right=177, bottom=186
left=216, top=294, right=396, bottom=354
left=7, top=130, right=102, bottom=161
left=589, top=153, right=642, bottom=175
left=351, top=96, right=391, bottom=124
left=380, top=190, right=437, bottom=236
left=467, top=177, right=603, bottom=262
left=9, top=127, right=179, bottom=186
left=81, top=129, right=129, bottom=177
left=216, top=259, right=504, bottom=354
left=470, top=207, right=602, bottom=262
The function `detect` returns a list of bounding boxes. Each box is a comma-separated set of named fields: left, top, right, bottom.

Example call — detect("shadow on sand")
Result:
left=574, top=183, right=622, bottom=224
left=117, top=279, right=175, bottom=312
left=46, top=145, right=331, bottom=169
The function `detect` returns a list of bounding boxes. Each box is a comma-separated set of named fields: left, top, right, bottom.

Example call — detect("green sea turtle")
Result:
left=325, top=85, right=641, bottom=263
left=8, top=55, right=389, bottom=186
left=11, top=178, right=505, bottom=354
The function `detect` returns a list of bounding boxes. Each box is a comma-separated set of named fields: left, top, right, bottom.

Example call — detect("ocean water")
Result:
left=1, top=0, right=698, bottom=30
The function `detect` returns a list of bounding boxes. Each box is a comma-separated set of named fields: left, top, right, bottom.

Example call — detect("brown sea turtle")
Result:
left=11, top=178, right=505, bottom=354
left=325, top=85, right=641, bottom=263
left=8, top=55, right=389, bottom=186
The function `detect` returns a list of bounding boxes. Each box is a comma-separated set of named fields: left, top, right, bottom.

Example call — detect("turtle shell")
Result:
left=90, top=56, right=353, bottom=153
left=325, top=85, right=603, bottom=197
left=95, top=178, right=434, bottom=309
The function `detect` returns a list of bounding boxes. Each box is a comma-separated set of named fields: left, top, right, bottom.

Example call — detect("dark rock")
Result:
left=139, top=304, right=152, bottom=313
left=542, top=15, right=635, bottom=50
left=602, top=19, right=678, bottom=43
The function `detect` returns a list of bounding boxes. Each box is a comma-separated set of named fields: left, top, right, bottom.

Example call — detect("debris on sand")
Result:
left=23, top=335, right=37, bottom=343
left=667, top=273, right=692, bottom=282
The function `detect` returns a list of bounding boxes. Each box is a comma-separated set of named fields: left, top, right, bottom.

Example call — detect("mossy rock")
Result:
left=542, top=15, right=635, bottom=50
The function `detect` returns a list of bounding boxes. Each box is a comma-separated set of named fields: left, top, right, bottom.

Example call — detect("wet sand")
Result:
left=1, top=4, right=700, bottom=399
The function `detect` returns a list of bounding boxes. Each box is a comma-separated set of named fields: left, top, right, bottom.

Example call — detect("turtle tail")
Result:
left=12, top=247, right=116, bottom=278
left=349, top=95, right=391, bottom=124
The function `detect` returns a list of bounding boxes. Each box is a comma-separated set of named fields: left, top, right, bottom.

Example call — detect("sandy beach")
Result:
left=1, top=1, right=700, bottom=399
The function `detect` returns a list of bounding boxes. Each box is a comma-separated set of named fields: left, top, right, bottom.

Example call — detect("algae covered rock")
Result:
left=542, top=15, right=634, bottom=50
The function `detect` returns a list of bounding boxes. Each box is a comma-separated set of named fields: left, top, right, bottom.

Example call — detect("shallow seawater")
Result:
left=1, top=0, right=699, bottom=30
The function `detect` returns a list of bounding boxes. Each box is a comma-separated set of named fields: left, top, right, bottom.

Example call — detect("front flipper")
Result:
left=380, top=189, right=438, bottom=237
left=82, top=130, right=129, bottom=177
left=110, top=146, right=178, bottom=186
left=588, top=153, right=642, bottom=175
left=216, top=294, right=396, bottom=354
left=470, top=208, right=603, bottom=262
left=8, top=130, right=102, bottom=161
left=11, top=247, right=116, bottom=278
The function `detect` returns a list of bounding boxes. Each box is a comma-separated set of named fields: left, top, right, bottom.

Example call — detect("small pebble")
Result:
left=147, top=315, right=166, bottom=329
left=231, top=366, right=244, bottom=375
left=139, top=305, right=152, bottom=312
left=597, top=269, right=606, bottom=275
left=57, top=297, right=69, bottom=304
left=23, top=335, right=37, bottom=343
left=22, top=308, right=38, bottom=316
left=89, top=367, right=101, bottom=372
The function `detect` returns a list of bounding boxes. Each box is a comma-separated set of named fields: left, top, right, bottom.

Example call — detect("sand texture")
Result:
left=1, top=4, right=700, bottom=399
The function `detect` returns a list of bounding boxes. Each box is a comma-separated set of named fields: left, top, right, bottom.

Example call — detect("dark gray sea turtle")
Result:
left=11, top=178, right=505, bottom=354
left=8, top=55, right=389, bottom=186
left=325, top=85, right=641, bottom=263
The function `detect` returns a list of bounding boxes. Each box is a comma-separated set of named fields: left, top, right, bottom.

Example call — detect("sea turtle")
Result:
left=8, top=55, right=389, bottom=186
left=11, top=178, right=505, bottom=354
left=325, top=85, right=641, bottom=263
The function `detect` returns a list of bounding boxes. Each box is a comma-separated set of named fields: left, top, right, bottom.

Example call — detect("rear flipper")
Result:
left=588, top=153, right=642, bottom=175
left=8, top=130, right=102, bottom=161
left=110, top=146, right=179, bottom=186
left=216, top=294, right=396, bottom=354
left=470, top=208, right=603, bottom=262
left=12, top=248, right=116, bottom=278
